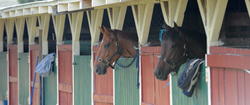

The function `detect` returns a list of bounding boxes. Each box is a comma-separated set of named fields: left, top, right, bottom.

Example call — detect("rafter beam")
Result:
left=87, top=9, right=104, bottom=44
left=107, top=6, right=127, bottom=30
left=160, top=0, right=188, bottom=27
left=15, top=17, right=25, bottom=53
left=68, top=12, right=83, bottom=55
left=197, top=0, right=228, bottom=43
left=0, top=19, right=4, bottom=52
left=132, top=3, right=154, bottom=45
left=52, top=14, right=66, bottom=45
left=26, top=16, right=37, bottom=45
left=5, top=19, right=15, bottom=44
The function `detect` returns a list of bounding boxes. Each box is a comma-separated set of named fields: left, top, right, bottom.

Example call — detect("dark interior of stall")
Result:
left=48, top=16, right=57, bottom=53
left=220, top=0, right=250, bottom=48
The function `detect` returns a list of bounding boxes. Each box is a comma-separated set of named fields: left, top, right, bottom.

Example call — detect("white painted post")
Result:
left=0, top=19, right=4, bottom=52
left=160, top=0, right=188, bottom=27
left=197, top=1, right=228, bottom=105
left=87, top=9, right=104, bottom=105
left=68, top=11, right=83, bottom=105
left=15, top=17, right=25, bottom=53
left=87, top=9, right=104, bottom=45
left=5, top=19, right=15, bottom=45
left=52, top=14, right=66, bottom=45
left=107, top=6, right=127, bottom=30
left=132, top=3, right=154, bottom=45
left=68, top=12, right=84, bottom=56
left=26, top=16, right=38, bottom=45
left=39, top=14, right=50, bottom=55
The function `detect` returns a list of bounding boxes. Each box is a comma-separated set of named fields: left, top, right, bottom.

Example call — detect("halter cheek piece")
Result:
left=97, top=41, right=123, bottom=69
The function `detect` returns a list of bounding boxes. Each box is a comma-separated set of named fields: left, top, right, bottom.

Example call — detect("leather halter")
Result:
left=97, top=41, right=123, bottom=69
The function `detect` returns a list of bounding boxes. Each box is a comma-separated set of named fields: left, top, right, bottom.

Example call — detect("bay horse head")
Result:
left=94, top=26, right=138, bottom=75
left=154, top=23, right=205, bottom=80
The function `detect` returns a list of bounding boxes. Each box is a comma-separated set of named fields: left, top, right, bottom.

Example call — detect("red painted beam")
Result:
left=207, top=47, right=250, bottom=70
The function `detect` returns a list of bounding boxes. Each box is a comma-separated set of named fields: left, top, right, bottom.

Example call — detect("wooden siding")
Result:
left=44, top=55, right=57, bottom=105
left=115, top=58, right=139, bottom=105
left=18, top=53, right=29, bottom=105
left=0, top=52, right=7, bottom=101
left=8, top=45, right=18, bottom=105
left=171, top=64, right=208, bottom=105
left=141, top=46, right=170, bottom=105
left=29, top=45, right=40, bottom=105
left=208, top=46, right=250, bottom=105
left=74, top=56, right=91, bottom=105
left=93, top=46, right=113, bottom=105
left=58, top=45, right=72, bottom=105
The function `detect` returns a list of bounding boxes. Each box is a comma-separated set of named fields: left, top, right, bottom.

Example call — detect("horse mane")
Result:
left=113, top=30, right=138, bottom=43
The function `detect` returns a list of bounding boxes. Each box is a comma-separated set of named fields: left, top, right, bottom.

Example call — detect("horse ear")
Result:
left=100, top=26, right=105, bottom=34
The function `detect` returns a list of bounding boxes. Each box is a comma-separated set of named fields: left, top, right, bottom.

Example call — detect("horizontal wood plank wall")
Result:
left=58, top=45, right=73, bottom=105
left=93, top=46, right=113, bottom=105
left=141, top=46, right=170, bottom=105
left=0, top=52, right=7, bottom=101
left=8, top=45, right=18, bottom=105
left=208, top=46, right=250, bottom=105
left=74, top=56, right=91, bottom=105
left=115, top=58, right=139, bottom=105
left=18, top=53, right=29, bottom=105
left=29, top=45, right=40, bottom=105
left=44, top=59, right=57, bottom=105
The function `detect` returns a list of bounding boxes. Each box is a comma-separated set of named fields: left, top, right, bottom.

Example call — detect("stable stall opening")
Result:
left=63, top=15, right=72, bottom=44
left=146, top=4, right=164, bottom=46
left=23, top=21, right=29, bottom=53
left=3, top=25, right=7, bottom=52
left=79, top=13, right=91, bottom=55
left=220, top=0, right=250, bottom=48
left=182, top=0, right=206, bottom=51
left=123, top=6, right=136, bottom=33
left=99, top=9, right=111, bottom=42
left=48, top=16, right=57, bottom=53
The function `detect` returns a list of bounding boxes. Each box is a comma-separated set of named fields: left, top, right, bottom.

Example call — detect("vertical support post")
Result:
left=160, top=0, right=188, bottom=27
left=132, top=3, right=154, bottom=45
left=15, top=18, right=25, bottom=53
left=68, top=11, right=83, bottom=105
left=52, top=14, right=66, bottom=45
left=5, top=19, right=15, bottom=45
left=107, top=6, right=127, bottom=30
left=68, top=12, right=83, bottom=56
left=87, top=9, right=104, bottom=45
left=0, top=19, right=4, bottom=52
left=197, top=0, right=228, bottom=44
left=26, top=16, right=37, bottom=45
left=39, top=14, right=50, bottom=55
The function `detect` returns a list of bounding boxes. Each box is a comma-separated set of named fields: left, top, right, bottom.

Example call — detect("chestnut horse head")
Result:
left=154, top=23, right=206, bottom=80
left=94, top=26, right=138, bottom=75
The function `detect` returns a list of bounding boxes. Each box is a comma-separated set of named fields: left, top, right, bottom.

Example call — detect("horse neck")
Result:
left=118, top=35, right=137, bottom=57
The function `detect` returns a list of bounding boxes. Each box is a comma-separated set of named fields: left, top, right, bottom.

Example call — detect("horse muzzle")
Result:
left=95, top=64, right=108, bottom=75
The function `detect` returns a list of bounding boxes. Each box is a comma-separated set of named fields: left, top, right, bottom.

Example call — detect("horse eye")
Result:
left=104, top=43, right=110, bottom=48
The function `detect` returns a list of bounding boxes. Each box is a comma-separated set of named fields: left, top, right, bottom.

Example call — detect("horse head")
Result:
left=154, top=23, right=190, bottom=80
left=94, top=26, right=138, bottom=75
